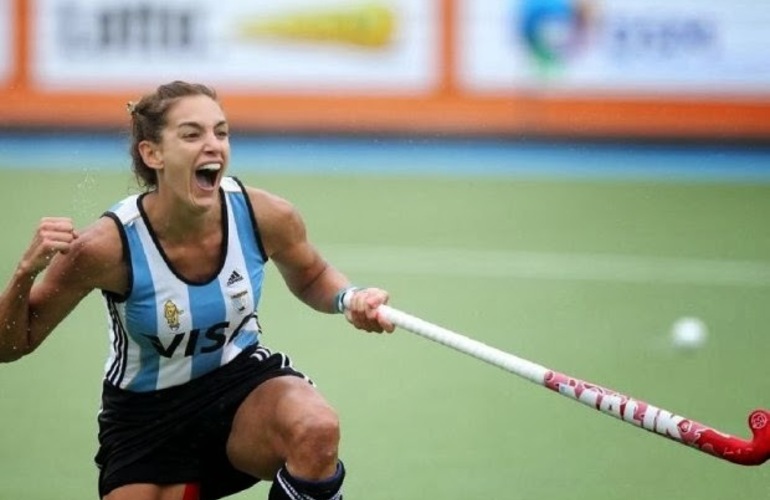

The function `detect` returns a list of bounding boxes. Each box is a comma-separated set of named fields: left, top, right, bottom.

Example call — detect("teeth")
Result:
left=198, top=163, right=221, bottom=172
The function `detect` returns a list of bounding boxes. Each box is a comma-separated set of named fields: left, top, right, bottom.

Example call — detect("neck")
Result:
left=142, top=190, right=221, bottom=244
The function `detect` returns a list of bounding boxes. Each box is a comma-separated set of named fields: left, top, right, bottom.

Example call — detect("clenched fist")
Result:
left=19, top=217, right=79, bottom=277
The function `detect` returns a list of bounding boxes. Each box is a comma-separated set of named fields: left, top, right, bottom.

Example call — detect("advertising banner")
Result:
left=33, top=0, right=439, bottom=93
left=459, top=0, right=770, bottom=96
left=0, top=1, right=12, bottom=85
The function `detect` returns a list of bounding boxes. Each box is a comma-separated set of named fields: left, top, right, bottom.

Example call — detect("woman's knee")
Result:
left=286, top=404, right=340, bottom=456
left=227, top=377, right=341, bottom=478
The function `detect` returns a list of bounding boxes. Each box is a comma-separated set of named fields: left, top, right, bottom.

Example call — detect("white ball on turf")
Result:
left=671, top=317, right=708, bottom=350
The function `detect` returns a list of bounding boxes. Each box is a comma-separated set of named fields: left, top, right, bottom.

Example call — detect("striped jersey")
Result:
left=101, top=177, right=267, bottom=392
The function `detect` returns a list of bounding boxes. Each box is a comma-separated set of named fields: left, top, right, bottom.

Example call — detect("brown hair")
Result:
left=127, top=81, right=218, bottom=189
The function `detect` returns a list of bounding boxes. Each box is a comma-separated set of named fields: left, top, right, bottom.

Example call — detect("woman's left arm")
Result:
left=248, top=187, right=392, bottom=333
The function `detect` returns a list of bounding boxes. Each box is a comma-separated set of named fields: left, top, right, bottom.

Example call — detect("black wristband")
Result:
left=334, top=286, right=361, bottom=313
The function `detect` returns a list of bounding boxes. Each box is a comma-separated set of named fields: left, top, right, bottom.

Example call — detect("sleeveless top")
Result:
left=101, top=177, right=267, bottom=392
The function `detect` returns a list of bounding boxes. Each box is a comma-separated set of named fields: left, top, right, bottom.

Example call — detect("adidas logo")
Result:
left=227, top=270, right=244, bottom=286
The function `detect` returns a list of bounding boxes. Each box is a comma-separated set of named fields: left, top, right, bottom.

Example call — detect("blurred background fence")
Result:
left=2, top=0, right=770, bottom=141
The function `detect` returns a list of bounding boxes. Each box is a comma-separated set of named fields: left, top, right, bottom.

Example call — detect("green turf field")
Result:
left=0, top=167, right=769, bottom=499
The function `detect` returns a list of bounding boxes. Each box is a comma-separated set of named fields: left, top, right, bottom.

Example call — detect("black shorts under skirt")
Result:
left=95, top=345, right=307, bottom=499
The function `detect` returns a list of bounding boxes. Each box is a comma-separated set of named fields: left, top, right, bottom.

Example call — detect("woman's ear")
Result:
left=138, top=140, right=163, bottom=170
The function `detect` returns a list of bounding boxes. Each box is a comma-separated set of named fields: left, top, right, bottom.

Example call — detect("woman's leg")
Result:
left=226, top=376, right=344, bottom=499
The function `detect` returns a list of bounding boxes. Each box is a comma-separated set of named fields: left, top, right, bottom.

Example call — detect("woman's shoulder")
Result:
left=78, top=216, right=123, bottom=251
left=239, top=184, right=306, bottom=257
left=242, top=184, right=298, bottom=220
left=67, top=216, right=127, bottom=292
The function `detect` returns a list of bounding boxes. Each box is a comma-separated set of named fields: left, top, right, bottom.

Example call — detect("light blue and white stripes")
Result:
left=103, top=177, right=266, bottom=392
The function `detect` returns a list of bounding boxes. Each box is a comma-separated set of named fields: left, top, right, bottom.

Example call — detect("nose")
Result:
left=203, top=131, right=225, bottom=153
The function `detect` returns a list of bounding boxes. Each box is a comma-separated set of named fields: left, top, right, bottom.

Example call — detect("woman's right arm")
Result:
left=0, top=217, right=123, bottom=362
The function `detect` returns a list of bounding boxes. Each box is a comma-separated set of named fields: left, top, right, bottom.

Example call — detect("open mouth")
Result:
left=195, top=163, right=221, bottom=189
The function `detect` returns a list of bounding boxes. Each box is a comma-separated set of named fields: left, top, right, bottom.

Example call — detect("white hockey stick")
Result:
left=344, top=297, right=770, bottom=466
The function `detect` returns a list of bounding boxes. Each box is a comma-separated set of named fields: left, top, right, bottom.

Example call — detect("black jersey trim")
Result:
left=104, top=298, right=129, bottom=386
left=231, top=176, right=268, bottom=263
left=101, top=211, right=132, bottom=303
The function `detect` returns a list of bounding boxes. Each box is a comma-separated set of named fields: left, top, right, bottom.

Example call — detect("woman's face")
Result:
left=151, top=94, right=230, bottom=212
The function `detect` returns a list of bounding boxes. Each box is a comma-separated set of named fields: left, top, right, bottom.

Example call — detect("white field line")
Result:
left=321, top=245, right=770, bottom=288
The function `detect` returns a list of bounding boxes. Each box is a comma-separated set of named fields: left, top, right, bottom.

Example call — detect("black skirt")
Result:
left=95, top=345, right=307, bottom=499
